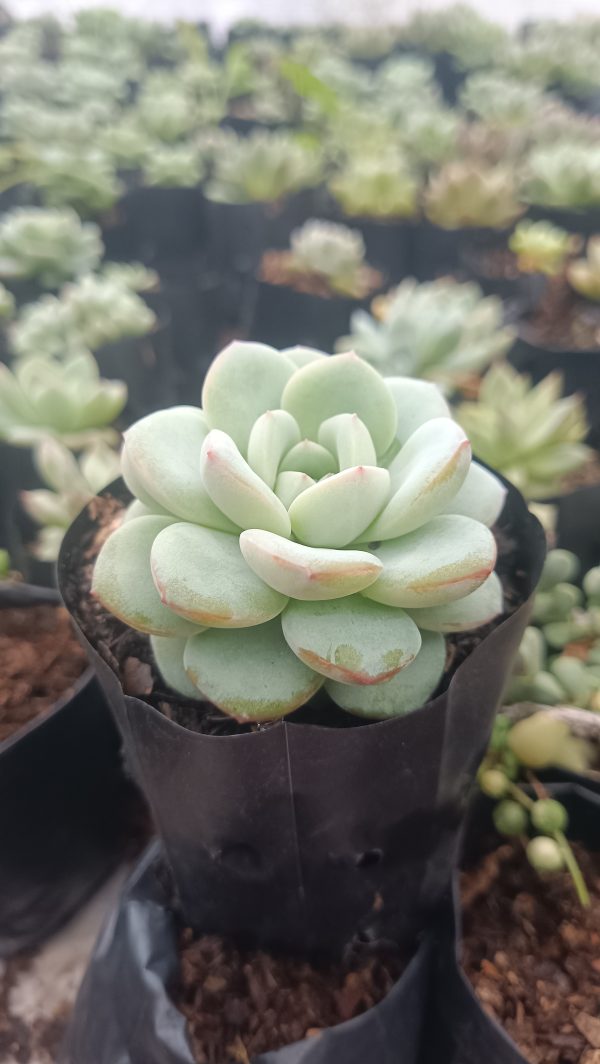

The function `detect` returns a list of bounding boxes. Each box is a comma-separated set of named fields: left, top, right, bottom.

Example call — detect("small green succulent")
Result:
left=524, top=145, right=600, bottom=210
left=401, top=5, right=510, bottom=72
left=285, top=220, right=371, bottom=298
left=455, top=363, right=592, bottom=501
left=374, top=55, right=439, bottom=108
left=1, top=98, right=115, bottom=144
left=459, top=72, right=551, bottom=129
left=568, top=237, right=600, bottom=302
left=142, top=145, right=205, bottom=189
left=329, top=154, right=419, bottom=220
left=509, top=220, right=579, bottom=277
left=21, top=437, right=121, bottom=561
left=397, top=105, right=461, bottom=169
left=206, top=131, right=323, bottom=205
left=100, top=262, right=159, bottom=294
left=23, top=146, right=123, bottom=217
left=0, top=208, right=103, bottom=289
left=424, top=162, right=523, bottom=230
left=339, top=279, right=513, bottom=386
left=99, top=120, right=155, bottom=170
left=0, top=351, right=126, bottom=448
left=136, top=85, right=199, bottom=144
left=61, top=276, right=157, bottom=350
left=93, top=341, right=507, bottom=723
left=10, top=295, right=80, bottom=361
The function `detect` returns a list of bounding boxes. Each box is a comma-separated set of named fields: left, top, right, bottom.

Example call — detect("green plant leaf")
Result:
left=247, top=409, right=301, bottom=488
left=443, top=461, right=507, bottom=526
left=239, top=529, right=382, bottom=600
left=274, top=470, right=315, bottom=508
left=384, top=376, right=451, bottom=445
left=202, top=340, right=295, bottom=451
left=150, top=634, right=201, bottom=699
left=318, top=413, right=377, bottom=469
left=200, top=428, right=291, bottom=537
left=278, top=57, right=340, bottom=118
left=289, top=465, right=390, bottom=547
left=279, top=439, right=337, bottom=478
left=408, top=571, right=503, bottom=631
left=281, top=345, right=328, bottom=368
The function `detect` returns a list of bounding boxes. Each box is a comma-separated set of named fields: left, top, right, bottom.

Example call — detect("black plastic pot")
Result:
left=58, top=473, right=544, bottom=957
left=0, top=444, right=43, bottom=575
left=249, top=280, right=369, bottom=351
left=413, top=221, right=511, bottom=282
left=556, top=483, right=600, bottom=573
left=94, top=318, right=177, bottom=421
left=0, top=582, right=143, bottom=956
left=510, top=330, right=600, bottom=450
left=432, top=51, right=466, bottom=105
left=60, top=840, right=431, bottom=1064
left=422, top=782, right=600, bottom=1064
left=205, top=192, right=324, bottom=277
left=459, top=240, right=545, bottom=312
left=348, top=217, right=413, bottom=283
left=122, top=185, right=208, bottom=265
left=526, top=203, right=600, bottom=237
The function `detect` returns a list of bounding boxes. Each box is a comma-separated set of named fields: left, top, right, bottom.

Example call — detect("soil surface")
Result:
left=525, top=278, right=600, bottom=352
left=260, top=249, right=382, bottom=300
left=177, top=930, right=405, bottom=1063
left=470, top=245, right=520, bottom=281
left=0, top=604, right=88, bottom=743
left=461, top=841, right=600, bottom=1064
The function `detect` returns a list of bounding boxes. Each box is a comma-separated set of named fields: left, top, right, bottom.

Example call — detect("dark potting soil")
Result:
left=260, top=249, right=382, bottom=301
left=66, top=494, right=524, bottom=739
left=461, top=842, right=600, bottom=1064
left=177, top=930, right=405, bottom=1064
left=0, top=604, right=88, bottom=743
left=470, top=246, right=520, bottom=282
left=525, top=280, right=600, bottom=352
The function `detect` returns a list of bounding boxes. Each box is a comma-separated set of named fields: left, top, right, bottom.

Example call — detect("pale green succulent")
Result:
left=455, top=363, right=592, bottom=501
left=1, top=98, right=115, bottom=144
left=0, top=209, right=103, bottom=289
left=142, top=146, right=205, bottom=189
left=99, top=120, right=155, bottom=169
left=23, top=147, right=122, bottom=217
left=374, top=56, right=439, bottom=108
left=397, top=105, right=461, bottom=169
left=0, top=283, right=15, bottom=321
left=93, top=342, right=507, bottom=723
left=401, top=5, right=510, bottom=71
left=509, top=220, right=579, bottom=277
left=22, top=437, right=121, bottom=562
left=10, top=295, right=80, bottom=361
left=61, top=276, right=157, bottom=349
left=339, top=279, right=513, bottom=386
left=424, top=162, right=523, bottom=230
left=329, top=155, right=419, bottom=220
left=100, top=262, right=159, bottom=294
left=0, top=351, right=126, bottom=448
left=459, top=72, right=551, bottom=129
left=568, top=237, right=600, bottom=302
left=206, top=131, right=323, bottom=205
left=286, top=220, right=370, bottom=298
left=51, top=60, right=130, bottom=108
left=136, top=85, right=199, bottom=144
left=524, top=145, right=600, bottom=210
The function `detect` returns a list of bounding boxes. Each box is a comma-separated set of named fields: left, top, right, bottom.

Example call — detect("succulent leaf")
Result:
left=384, top=376, right=451, bottom=446
left=444, top=462, right=507, bottom=526
left=289, top=465, right=390, bottom=548
left=274, top=470, right=315, bottom=508
left=247, top=409, right=301, bottom=488
left=151, top=635, right=202, bottom=699
left=408, top=572, right=503, bottom=632
left=279, top=440, right=337, bottom=479
left=317, top=413, right=377, bottom=469
left=200, top=428, right=291, bottom=537
left=239, top=529, right=382, bottom=600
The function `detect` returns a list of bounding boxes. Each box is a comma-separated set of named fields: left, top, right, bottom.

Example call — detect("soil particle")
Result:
left=177, top=931, right=405, bottom=1064
left=461, top=841, right=600, bottom=1064
left=0, top=604, right=88, bottom=743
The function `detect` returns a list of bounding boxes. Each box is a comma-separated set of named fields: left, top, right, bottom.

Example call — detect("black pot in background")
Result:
left=556, top=483, right=600, bottom=573
left=0, top=582, right=144, bottom=956
left=122, top=185, right=208, bottom=265
left=0, top=444, right=42, bottom=576
left=0, top=184, right=36, bottom=216
left=422, top=783, right=600, bottom=1064
left=413, top=221, right=511, bottom=282
left=94, top=317, right=176, bottom=421
left=432, top=51, right=466, bottom=105
left=459, top=240, right=545, bottom=312
left=526, top=203, right=600, bottom=237
left=1, top=277, right=46, bottom=308
left=347, top=216, right=413, bottom=283
left=510, top=331, right=600, bottom=450
left=249, top=280, right=370, bottom=351
left=205, top=191, right=325, bottom=277
left=58, top=475, right=544, bottom=957
left=60, top=841, right=431, bottom=1064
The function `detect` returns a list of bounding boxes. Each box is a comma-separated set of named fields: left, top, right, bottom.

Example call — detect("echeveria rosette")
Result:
left=93, top=343, right=507, bottom=724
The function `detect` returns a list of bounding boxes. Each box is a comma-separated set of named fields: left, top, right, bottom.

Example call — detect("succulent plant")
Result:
left=101, top=262, right=159, bottom=294
left=10, top=295, right=80, bottom=361
left=329, top=154, right=419, bottom=220
left=524, top=145, right=600, bottom=210
left=21, top=437, right=121, bottom=561
left=509, top=220, right=579, bottom=277
left=0, top=351, right=126, bottom=448
left=374, top=55, right=439, bottom=108
left=93, top=341, right=507, bottom=723
left=23, top=146, right=122, bottom=216
left=142, top=145, right=205, bottom=189
left=61, top=276, right=157, bottom=350
left=397, top=105, right=461, bottom=169
left=401, top=5, right=510, bottom=72
left=567, top=237, right=600, bottom=302
left=424, top=162, right=523, bottom=230
left=1, top=98, right=115, bottom=144
left=455, top=363, right=592, bottom=501
left=136, top=85, right=198, bottom=144
left=459, top=72, right=551, bottom=129
left=339, top=279, right=513, bottom=386
left=0, top=208, right=103, bottom=289
left=0, top=282, right=15, bottom=321
left=206, top=131, right=323, bottom=205
left=99, top=119, right=155, bottom=169
left=285, top=220, right=371, bottom=298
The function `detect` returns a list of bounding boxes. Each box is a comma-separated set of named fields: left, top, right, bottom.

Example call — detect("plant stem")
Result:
left=555, top=830, right=591, bottom=908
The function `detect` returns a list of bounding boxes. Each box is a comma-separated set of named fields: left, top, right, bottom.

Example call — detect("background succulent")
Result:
left=329, top=154, right=420, bottom=220
left=523, top=144, right=600, bottom=210
left=93, top=341, right=507, bottom=723
left=455, top=363, right=592, bottom=501
left=0, top=208, right=103, bottom=288
left=424, top=161, right=523, bottom=229
left=205, top=131, right=323, bottom=204
left=401, top=5, right=510, bottom=72
left=509, top=219, right=579, bottom=277
left=61, top=276, right=157, bottom=350
left=22, top=146, right=123, bottom=216
left=0, top=282, right=15, bottom=321
left=286, top=219, right=370, bottom=298
left=459, top=72, right=551, bottom=129
left=339, top=278, right=513, bottom=386
left=567, top=237, right=600, bottom=302
left=100, top=262, right=159, bottom=294
left=142, top=145, right=205, bottom=189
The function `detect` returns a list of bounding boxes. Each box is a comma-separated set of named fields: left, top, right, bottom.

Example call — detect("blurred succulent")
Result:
left=0, top=351, right=126, bottom=448
left=99, top=120, right=155, bottom=170
left=424, top=162, right=523, bottom=230
left=142, top=145, right=205, bottom=189
left=0, top=283, right=15, bottom=321
left=397, top=105, right=460, bottom=169
left=62, top=276, right=157, bottom=349
left=284, top=220, right=372, bottom=298
left=1, top=98, right=115, bottom=144
left=93, top=341, right=507, bottom=722
left=21, top=437, right=121, bottom=561
left=509, top=220, right=579, bottom=277
left=339, top=25, right=399, bottom=62
left=459, top=72, right=551, bottom=129
left=100, top=262, right=159, bottom=294
left=329, top=154, right=419, bottom=220
left=374, top=55, right=439, bottom=108
left=339, top=279, right=513, bottom=386
left=10, top=295, right=79, bottom=361
left=531, top=103, right=600, bottom=151
left=51, top=61, right=130, bottom=108
left=401, top=5, right=510, bottom=72
left=0, top=208, right=103, bottom=289
left=136, top=85, right=198, bottom=143
left=23, top=146, right=122, bottom=216
left=568, top=237, right=600, bottom=302
left=455, top=363, right=592, bottom=501
left=0, top=549, right=9, bottom=580
left=206, top=131, right=323, bottom=204
left=524, top=145, right=600, bottom=210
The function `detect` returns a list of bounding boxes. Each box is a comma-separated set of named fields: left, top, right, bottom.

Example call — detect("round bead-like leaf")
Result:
left=289, top=465, right=390, bottom=548
left=365, top=418, right=471, bottom=541
left=281, top=596, right=421, bottom=684
left=326, top=631, right=446, bottom=719
left=363, top=514, right=497, bottom=608
left=318, top=413, right=377, bottom=469
left=281, top=352, right=398, bottom=456
left=239, top=529, right=382, bottom=601
left=183, top=620, right=323, bottom=721
left=443, top=461, right=507, bottom=527
left=408, top=572, right=504, bottom=632
left=200, top=429, right=291, bottom=537
left=151, top=522, right=288, bottom=627
left=384, top=377, right=451, bottom=447
left=92, top=515, right=199, bottom=637
left=122, top=406, right=238, bottom=532
left=275, top=471, right=315, bottom=508
left=279, top=440, right=337, bottom=479
left=202, top=341, right=295, bottom=451
left=150, top=635, right=201, bottom=699
left=247, top=410, right=301, bottom=488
